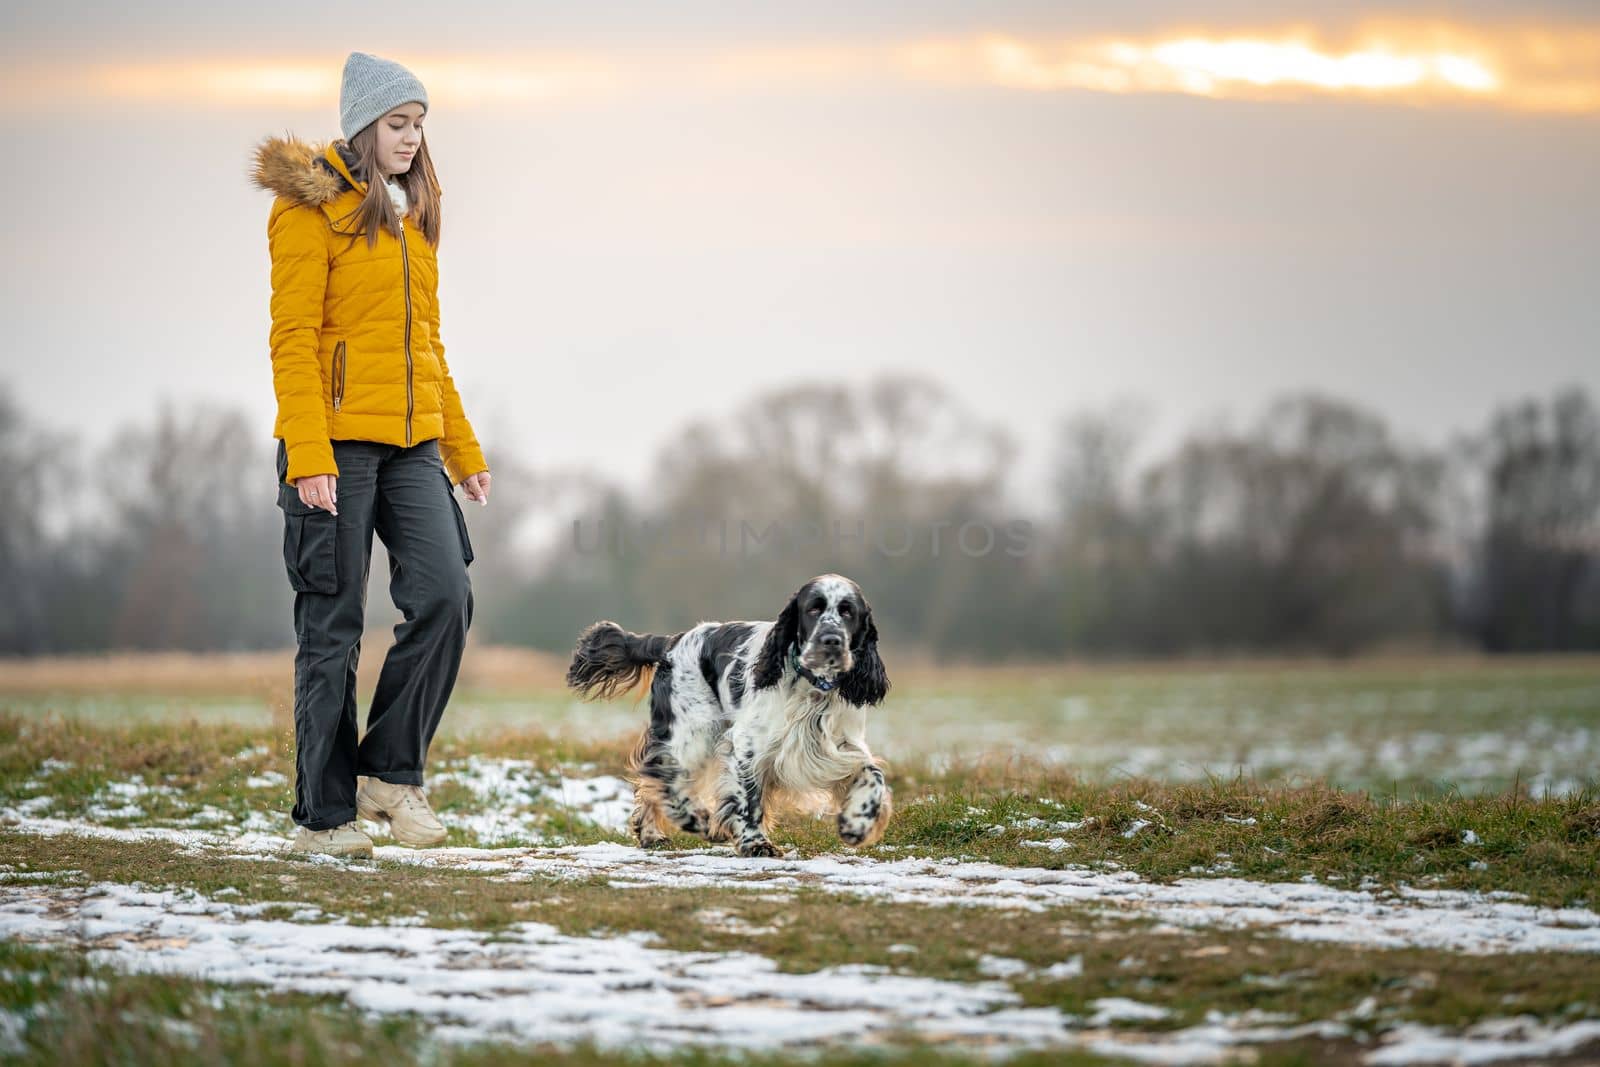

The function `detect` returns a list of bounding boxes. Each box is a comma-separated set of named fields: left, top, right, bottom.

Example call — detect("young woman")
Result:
left=250, top=52, right=490, bottom=857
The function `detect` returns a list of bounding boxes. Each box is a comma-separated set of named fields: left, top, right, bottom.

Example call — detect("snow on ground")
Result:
left=386, top=843, right=1600, bottom=957
left=4, top=877, right=1600, bottom=1064
left=1011, top=727, right=1599, bottom=798
left=1364, top=1019, right=1600, bottom=1066
left=5, top=756, right=1600, bottom=1062
left=0, top=879, right=1066, bottom=1053
left=2, top=761, right=636, bottom=846
left=3, top=808, right=1599, bottom=958
left=422, top=757, right=634, bottom=842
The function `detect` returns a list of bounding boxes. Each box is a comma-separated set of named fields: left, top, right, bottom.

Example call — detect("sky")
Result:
left=3, top=1, right=1598, bottom=519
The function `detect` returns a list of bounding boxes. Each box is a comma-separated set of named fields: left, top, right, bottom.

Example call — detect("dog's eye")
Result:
left=840, top=604, right=853, bottom=616
left=808, top=605, right=822, bottom=615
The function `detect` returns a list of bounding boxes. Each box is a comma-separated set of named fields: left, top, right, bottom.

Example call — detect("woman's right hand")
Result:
left=294, top=473, right=338, bottom=515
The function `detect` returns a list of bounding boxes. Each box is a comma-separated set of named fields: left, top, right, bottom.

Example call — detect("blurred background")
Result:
left=2, top=0, right=1598, bottom=663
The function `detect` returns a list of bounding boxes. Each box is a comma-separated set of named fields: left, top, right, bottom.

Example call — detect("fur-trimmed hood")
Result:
left=249, top=134, right=362, bottom=208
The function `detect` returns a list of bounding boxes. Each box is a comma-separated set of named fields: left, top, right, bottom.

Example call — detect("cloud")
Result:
left=6, top=16, right=1600, bottom=114
left=898, top=19, right=1600, bottom=113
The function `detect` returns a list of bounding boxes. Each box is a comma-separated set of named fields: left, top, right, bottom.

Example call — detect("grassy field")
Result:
left=1, top=648, right=1598, bottom=1065
left=4, top=645, right=1595, bottom=793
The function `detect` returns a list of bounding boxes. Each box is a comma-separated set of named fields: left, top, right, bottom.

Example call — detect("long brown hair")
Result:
left=336, top=118, right=442, bottom=250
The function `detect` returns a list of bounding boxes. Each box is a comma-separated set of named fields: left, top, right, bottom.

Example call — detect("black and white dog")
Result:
left=566, top=574, right=891, bottom=857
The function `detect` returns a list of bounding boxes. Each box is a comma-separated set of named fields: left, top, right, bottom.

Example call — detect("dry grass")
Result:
left=5, top=645, right=1600, bottom=698
left=3, top=712, right=1596, bottom=906
left=0, top=640, right=570, bottom=698
left=4, top=830, right=1598, bottom=1037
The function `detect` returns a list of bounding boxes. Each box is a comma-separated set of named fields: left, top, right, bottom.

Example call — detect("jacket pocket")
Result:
left=277, top=488, right=339, bottom=594
left=441, top=469, right=475, bottom=566
left=331, top=340, right=347, bottom=412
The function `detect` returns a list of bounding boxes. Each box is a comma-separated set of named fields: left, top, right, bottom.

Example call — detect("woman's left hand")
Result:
left=461, top=470, right=491, bottom=505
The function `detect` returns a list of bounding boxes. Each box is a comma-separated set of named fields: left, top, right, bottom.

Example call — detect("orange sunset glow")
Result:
left=901, top=20, right=1600, bottom=112
left=13, top=19, right=1600, bottom=113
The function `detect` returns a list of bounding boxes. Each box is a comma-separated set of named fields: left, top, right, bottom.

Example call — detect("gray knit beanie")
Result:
left=339, top=52, right=428, bottom=141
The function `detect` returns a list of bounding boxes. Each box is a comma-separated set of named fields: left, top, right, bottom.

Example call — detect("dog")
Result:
left=565, top=573, right=891, bottom=857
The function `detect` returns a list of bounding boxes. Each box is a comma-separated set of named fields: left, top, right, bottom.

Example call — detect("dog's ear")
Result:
left=838, top=605, right=889, bottom=707
left=751, top=592, right=800, bottom=690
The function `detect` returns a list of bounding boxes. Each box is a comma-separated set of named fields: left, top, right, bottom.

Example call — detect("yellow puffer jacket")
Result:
left=250, top=134, right=488, bottom=487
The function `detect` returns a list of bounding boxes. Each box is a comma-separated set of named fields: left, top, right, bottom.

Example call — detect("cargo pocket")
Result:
left=277, top=488, right=339, bottom=594
left=441, top=470, right=475, bottom=566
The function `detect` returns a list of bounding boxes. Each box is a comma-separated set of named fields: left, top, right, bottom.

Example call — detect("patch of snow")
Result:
left=0, top=877, right=1595, bottom=1062
left=1365, top=1018, right=1600, bottom=1066
left=1021, top=838, right=1074, bottom=852
left=1089, top=997, right=1172, bottom=1026
left=693, top=908, right=781, bottom=936
left=550, top=774, right=633, bottom=832
left=239, top=810, right=288, bottom=835
left=5, top=812, right=1600, bottom=958
left=0, top=881, right=1067, bottom=1054
left=82, top=777, right=181, bottom=822
left=245, top=771, right=287, bottom=789
left=1078, top=1018, right=1351, bottom=1064
left=976, top=954, right=1031, bottom=978
left=1010, top=816, right=1088, bottom=832
left=1042, top=955, right=1084, bottom=979
left=101, top=780, right=177, bottom=800
left=84, top=802, right=144, bottom=821
left=429, top=758, right=634, bottom=839
left=0, top=869, right=77, bottom=883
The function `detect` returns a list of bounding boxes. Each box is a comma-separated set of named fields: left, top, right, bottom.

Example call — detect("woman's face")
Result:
left=375, top=103, right=425, bottom=177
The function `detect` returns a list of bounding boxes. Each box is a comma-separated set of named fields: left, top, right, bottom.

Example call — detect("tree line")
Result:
left=1, top=375, right=1594, bottom=659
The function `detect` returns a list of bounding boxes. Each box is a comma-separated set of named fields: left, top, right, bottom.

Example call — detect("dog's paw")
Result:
left=736, top=837, right=781, bottom=859
left=636, top=833, right=671, bottom=850
left=839, top=816, right=888, bottom=849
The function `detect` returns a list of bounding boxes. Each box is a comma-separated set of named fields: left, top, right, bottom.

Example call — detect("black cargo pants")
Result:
left=275, top=437, right=475, bottom=830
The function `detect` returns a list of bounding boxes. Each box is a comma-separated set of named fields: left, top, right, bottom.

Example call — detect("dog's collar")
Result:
left=788, top=642, right=837, bottom=692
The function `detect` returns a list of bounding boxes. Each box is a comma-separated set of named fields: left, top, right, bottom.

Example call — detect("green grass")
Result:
left=3, top=656, right=1600, bottom=1064
left=2, top=713, right=1595, bottom=906
left=7, top=652, right=1599, bottom=794
left=4, top=834, right=1598, bottom=1054
left=848, top=769, right=1600, bottom=908
left=7, top=942, right=1162, bottom=1067
left=3, top=810, right=1599, bottom=1035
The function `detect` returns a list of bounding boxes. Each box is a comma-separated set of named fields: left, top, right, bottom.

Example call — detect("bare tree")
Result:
left=0, top=387, right=83, bottom=654
left=1467, top=386, right=1600, bottom=651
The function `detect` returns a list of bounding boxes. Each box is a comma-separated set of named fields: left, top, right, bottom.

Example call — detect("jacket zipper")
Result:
left=331, top=340, right=347, bottom=412
left=398, top=218, right=414, bottom=447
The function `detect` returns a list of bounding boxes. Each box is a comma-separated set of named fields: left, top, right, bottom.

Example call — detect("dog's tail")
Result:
left=566, top=621, right=673, bottom=702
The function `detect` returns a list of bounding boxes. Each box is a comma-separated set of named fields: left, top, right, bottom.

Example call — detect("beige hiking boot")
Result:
left=356, top=775, right=448, bottom=847
left=290, top=821, right=373, bottom=858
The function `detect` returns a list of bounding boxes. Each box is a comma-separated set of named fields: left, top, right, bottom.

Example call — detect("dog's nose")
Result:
left=820, top=633, right=844, bottom=651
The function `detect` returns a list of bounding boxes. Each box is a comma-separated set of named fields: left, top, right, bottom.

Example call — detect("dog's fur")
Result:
left=566, top=574, right=892, bottom=857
